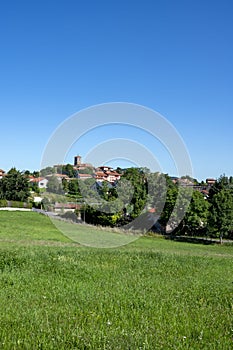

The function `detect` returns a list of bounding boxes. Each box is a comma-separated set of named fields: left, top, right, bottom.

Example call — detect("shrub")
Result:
left=59, top=211, right=78, bottom=222
left=0, top=199, right=7, bottom=207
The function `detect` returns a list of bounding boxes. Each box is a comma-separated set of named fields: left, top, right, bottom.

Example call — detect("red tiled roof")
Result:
left=148, top=208, right=156, bottom=213
left=55, top=174, right=69, bottom=177
left=206, top=178, right=216, bottom=183
left=29, top=177, right=46, bottom=183
left=96, top=175, right=107, bottom=179
left=78, top=174, right=93, bottom=177
left=54, top=203, right=82, bottom=209
left=105, top=171, right=121, bottom=176
left=95, top=172, right=106, bottom=176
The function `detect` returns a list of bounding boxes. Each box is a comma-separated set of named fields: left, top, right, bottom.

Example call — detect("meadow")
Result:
left=0, top=211, right=232, bottom=349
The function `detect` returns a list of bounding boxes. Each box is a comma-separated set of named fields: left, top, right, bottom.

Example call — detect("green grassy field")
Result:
left=0, top=211, right=232, bottom=349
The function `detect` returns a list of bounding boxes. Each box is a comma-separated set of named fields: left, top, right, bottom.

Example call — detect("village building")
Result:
left=29, top=177, right=48, bottom=189
left=206, top=178, right=216, bottom=185
left=77, top=173, right=94, bottom=180
left=73, top=155, right=94, bottom=171
left=95, top=166, right=122, bottom=183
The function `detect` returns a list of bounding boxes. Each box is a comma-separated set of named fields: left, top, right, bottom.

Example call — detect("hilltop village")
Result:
left=0, top=154, right=217, bottom=209
left=2, top=154, right=231, bottom=240
left=28, top=155, right=123, bottom=190
left=0, top=155, right=216, bottom=192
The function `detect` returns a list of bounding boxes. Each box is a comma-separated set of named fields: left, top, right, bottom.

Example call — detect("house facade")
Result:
left=29, top=177, right=48, bottom=189
left=95, top=166, right=122, bottom=183
left=206, top=178, right=216, bottom=186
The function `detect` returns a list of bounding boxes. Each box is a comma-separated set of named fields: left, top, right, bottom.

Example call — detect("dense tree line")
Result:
left=157, top=174, right=233, bottom=241
left=207, top=175, right=233, bottom=242
left=42, top=167, right=233, bottom=240
left=70, top=171, right=233, bottom=240
left=1, top=165, right=233, bottom=240
left=0, top=168, right=30, bottom=202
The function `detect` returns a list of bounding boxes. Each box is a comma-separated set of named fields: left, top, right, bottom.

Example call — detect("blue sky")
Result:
left=0, top=0, right=233, bottom=181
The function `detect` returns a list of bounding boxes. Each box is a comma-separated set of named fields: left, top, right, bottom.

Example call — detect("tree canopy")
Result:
left=0, top=168, right=30, bottom=202
left=208, top=189, right=233, bottom=243
left=2, top=165, right=233, bottom=240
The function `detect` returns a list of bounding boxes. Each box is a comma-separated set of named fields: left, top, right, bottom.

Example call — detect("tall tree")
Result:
left=208, top=189, right=233, bottom=243
left=67, top=179, right=81, bottom=197
left=46, top=176, right=63, bottom=194
left=208, top=174, right=232, bottom=201
left=147, top=172, right=167, bottom=215
left=159, top=181, right=178, bottom=228
left=160, top=186, right=193, bottom=234
left=62, top=164, right=77, bottom=178
left=122, top=168, right=147, bottom=219
left=0, top=168, right=30, bottom=201
left=184, top=190, right=210, bottom=236
left=40, top=167, right=55, bottom=177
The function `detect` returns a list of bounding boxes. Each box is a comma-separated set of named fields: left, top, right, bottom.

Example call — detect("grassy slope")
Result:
left=0, top=211, right=71, bottom=243
left=0, top=211, right=232, bottom=349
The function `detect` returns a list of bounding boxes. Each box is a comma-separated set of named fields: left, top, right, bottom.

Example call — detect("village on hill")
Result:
left=0, top=154, right=217, bottom=205
left=2, top=154, right=232, bottom=242
left=29, top=155, right=123, bottom=190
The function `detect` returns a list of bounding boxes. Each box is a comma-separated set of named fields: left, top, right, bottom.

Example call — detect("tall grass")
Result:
left=0, top=211, right=232, bottom=349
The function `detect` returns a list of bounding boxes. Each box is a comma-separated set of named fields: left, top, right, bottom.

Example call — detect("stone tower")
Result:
left=74, top=155, right=82, bottom=166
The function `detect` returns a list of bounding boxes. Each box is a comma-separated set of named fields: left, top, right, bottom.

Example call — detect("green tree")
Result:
left=115, top=167, right=124, bottom=174
left=99, top=181, right=110, bottom=201
left=159, top=181, right=178, bottom=227
left=114, top=177, right=133, bottom=211
left=62, top=164, right=77, bottom=178
left=67, top=179, right=81, bottom=197
left=0, top=168, right=30, bottom=201
left=77, top=178, right=129, bottom=227
left=122, top=168, right=147, bottom=219
left=160, top=186, right=193, bottom=234
left=62, top=178, right=69, bottom=193
left=29, top=181, right=40, bottom=194
left=32, top=171, right=40, bottom=178
left=40, top=167, right=55, bottom=177
left=78, top=167, right=93, bottom=175
left=147, top=172, right=167, bottom=215
left=172, top=187, right=193, bottom=233
left=208, top=174, right=233, bottom=201
left=208, top=189, right=233, bottom=243
left=46, top=176, right=63, bottom=194
left=184, top=190, right=210, bottom=236
left=78, top=178, right=99, bottom=203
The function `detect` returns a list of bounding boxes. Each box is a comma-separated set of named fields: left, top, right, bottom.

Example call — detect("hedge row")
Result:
left=0, top=200, right=32, bottom=209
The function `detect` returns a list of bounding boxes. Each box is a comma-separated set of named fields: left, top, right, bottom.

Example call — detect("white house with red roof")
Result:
left=95, top=166, right=122, bottom=183
left=29, top=177, right=48, bottom=189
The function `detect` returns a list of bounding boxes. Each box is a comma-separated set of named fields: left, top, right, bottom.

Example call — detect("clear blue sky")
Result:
left=0, top=0, right=233, bottom=181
